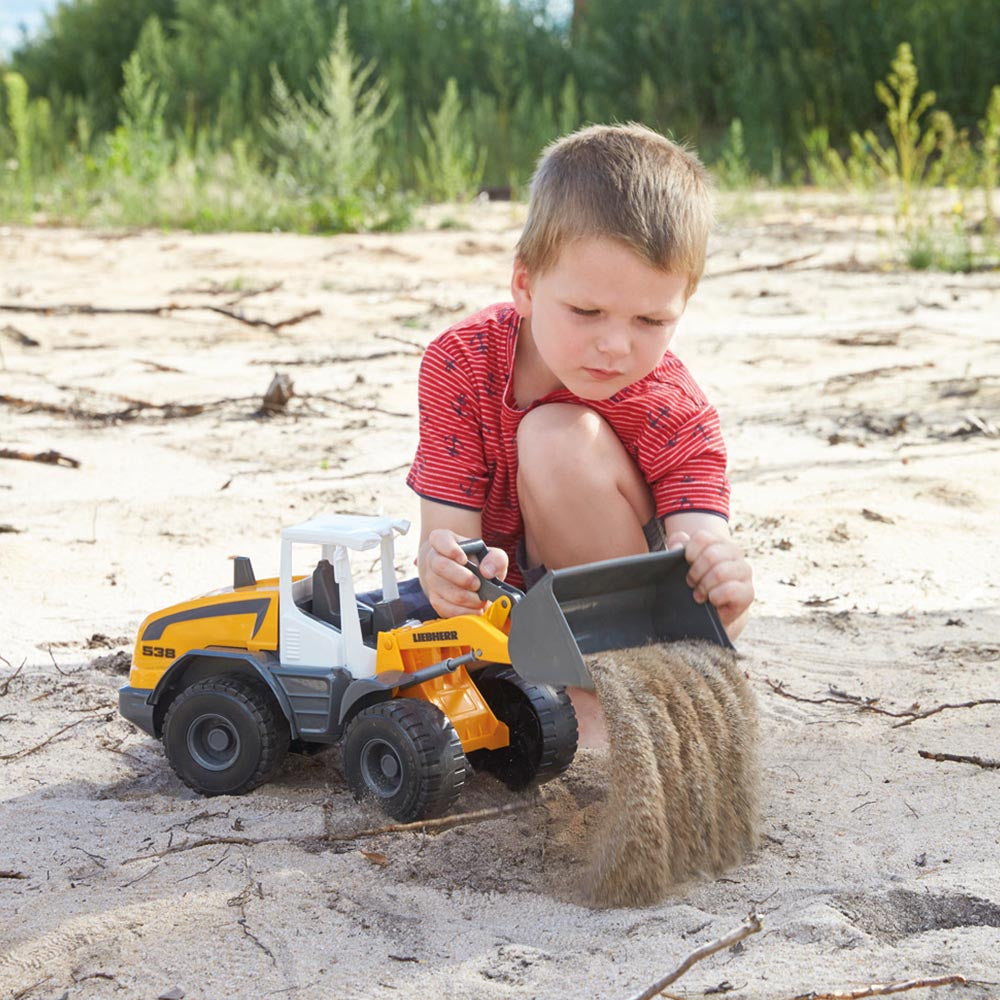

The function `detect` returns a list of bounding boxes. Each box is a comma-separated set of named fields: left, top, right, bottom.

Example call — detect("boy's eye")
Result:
left=639, top=316, right=669, bottom=327
left=569, top=306, right=600, bottom=317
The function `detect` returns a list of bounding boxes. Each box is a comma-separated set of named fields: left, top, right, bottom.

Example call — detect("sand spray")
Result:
left=582, top=640, right=760, bottom=907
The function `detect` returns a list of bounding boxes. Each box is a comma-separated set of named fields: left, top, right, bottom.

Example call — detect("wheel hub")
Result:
left=188, top=712, right=241, bottom=771
left=360, top=738, right=404, bottom=798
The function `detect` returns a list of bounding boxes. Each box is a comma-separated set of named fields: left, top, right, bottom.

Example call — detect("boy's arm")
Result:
left=418, top=498, right=510, bottom=619
left=662, top=511, right=753, bottom=640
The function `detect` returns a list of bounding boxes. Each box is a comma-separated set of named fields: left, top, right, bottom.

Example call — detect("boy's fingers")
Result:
left=428, top=580, right=485, bottom=616
left=478, top=546, right=509, bottom=581
left=701, top=579, right=754, bottom=625
left=666, top=530, right=690, bottom=551
left=681, top=528, right=723, bottom=565
left=690, top=554, right=753, bottom=597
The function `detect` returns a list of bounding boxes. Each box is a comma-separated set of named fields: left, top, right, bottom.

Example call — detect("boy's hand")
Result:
left=418, top=528, right=510, bottom=619
left=666, top=527, right=754, bottom=638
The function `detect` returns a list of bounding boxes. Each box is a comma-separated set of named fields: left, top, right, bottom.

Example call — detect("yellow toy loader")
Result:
left=119, top=514, right=729, bottom=822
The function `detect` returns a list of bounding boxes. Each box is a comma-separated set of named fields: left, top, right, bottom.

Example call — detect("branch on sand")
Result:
left=0, top=300, right=320, bottom=332
left=706, top=251, right=821, bottom=279
left=0, top=712, right=109, bottom=761
left=765, top=679, right=1000, bottom=728
left=0, top=657, right=25, bottom=696
left=0, top=447, right=81, bottom=468
left=627, top=913, right=763, bottom=1000
left=121, top=798, right=538, bottom=864
left=790, top=973, right=966, bottom=999
left=918, top=750, right=1000, bottom=770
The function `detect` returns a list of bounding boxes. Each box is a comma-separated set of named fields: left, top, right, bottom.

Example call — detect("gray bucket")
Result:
left=507, top=549, right=733, bottom=690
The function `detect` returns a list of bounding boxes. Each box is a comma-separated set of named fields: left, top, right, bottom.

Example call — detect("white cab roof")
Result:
left=280, top=514, right=410, bottom=549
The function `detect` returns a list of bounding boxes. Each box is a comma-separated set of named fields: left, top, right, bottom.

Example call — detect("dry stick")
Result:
left=121, top=799, right=538, bottom=864
left=0, top=447, right=81, bottom=468
left=893, top=699, right=1000, bottom=728
left=303, top=392, right=410, bottom=419
left=765, top=679, right=907, bottom=719
left=627, top=913, right=763, bottom=1000
left=790, top=974, right=966, bottom=1000
left=324, top=799, right=537, bottom=841
left=3, top=391, right=258, bottom=423
left=0, top=301, right=320, bottom=332
left=0, top=713, right=106, bottom=761
left=918, top=750, right=1000, bottom=770
left=11, top=976, right=51, bottom=1000
left=251, top=348, right=420, bottom=366
left=765, top=680, right=1000, bottom=728
left=706, top=251, right=821, bottom=279
left=0, top=658, right=25, bottom=696
left=0, top=870, right=27, bottom=879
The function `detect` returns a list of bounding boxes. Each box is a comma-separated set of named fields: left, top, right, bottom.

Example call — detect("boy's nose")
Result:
left=595, top=325, right=631, bottom=360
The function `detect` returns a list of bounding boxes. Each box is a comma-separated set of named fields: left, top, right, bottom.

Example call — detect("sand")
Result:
left=1, top=191, right=999, bottom=999
left=586, top=642, right=760, bottom=907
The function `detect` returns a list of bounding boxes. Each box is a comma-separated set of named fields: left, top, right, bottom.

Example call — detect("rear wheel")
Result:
left=471, top=666, right=578, bottom=789
left=163, top=675, right=289, bottom=796
left=343, top=698, right=468, bottom=822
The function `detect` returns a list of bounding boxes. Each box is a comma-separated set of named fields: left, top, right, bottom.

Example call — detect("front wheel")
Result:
left=162, top=675, right=289, bottom=796
left=343, top=698, right=468, bottom=822
left=470, top=666, right=578, bottom=789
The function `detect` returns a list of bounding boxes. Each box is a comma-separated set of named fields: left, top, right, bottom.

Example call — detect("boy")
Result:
left=406, top=123, right=753, bottom=743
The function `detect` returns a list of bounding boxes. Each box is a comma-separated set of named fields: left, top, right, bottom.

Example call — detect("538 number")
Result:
left=142, top=645, right=176, bottom=659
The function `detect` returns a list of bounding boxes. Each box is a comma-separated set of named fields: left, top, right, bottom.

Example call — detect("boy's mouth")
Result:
left=583, top=367, right=623, bottom=381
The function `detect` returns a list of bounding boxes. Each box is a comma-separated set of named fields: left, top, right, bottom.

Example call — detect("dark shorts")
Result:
left=515, top=516, right=667, bottom=589
left=361, top=517, right=667, bottom=623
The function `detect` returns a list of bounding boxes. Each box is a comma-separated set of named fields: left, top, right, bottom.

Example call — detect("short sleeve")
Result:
left=406, top=337, right=489, bottom=510
left=638, top=398, right=730, bottom=519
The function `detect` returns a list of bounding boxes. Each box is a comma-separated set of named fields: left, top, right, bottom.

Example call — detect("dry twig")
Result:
left=627, top=913, right=763, bottom=1000
left=791, top=973, right=966, bottom=999
left=707, top=251, right=821, bottom=279
left=918, top=750, right=1000, bottom=770
left=0, top=713, right=107, bottom=761
left=0, top=300, right=319, bottom=332
left=893, top=699, right=1000, bottom=728
left=122, top=799, right=538, bottom=864
left=0, top=447, right=80, bottom=468
left=1, top=658, right=25, bottom=696
left=765, top=680, right=1000, bottom=729
left=325, top=799, right=536, bottom=841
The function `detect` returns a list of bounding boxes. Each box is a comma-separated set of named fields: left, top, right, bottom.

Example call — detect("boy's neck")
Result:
left=512, top=317, right=563, bottom=409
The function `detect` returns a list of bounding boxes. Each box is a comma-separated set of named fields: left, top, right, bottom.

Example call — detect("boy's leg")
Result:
left=516, top=403, right=657, bottom=748
left=517, top=402, right=655, bottom=568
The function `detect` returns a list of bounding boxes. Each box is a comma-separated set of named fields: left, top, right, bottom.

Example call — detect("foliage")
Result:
left=264, top=12, right=405, bottom=232
left=857, top=43, right=944, bottom=219
left=3, top=72, right=32, bottom=208
left=714, top=119, right=754, bottom=190
left=415, top=78, right=485, bottom=203
left=980, top=86, right=1000, bottom=241
left=0, top=0, right=998, bottom=252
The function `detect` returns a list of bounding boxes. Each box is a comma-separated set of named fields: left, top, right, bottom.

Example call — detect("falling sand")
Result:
left=583, top=640, right=761, bottom=907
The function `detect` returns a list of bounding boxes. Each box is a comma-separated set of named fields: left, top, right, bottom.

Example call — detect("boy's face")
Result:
left=511, top=236, right=689, bottom=401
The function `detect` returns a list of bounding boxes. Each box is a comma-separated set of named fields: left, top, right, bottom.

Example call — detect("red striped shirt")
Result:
left=407, top=302, right=730, bottom=587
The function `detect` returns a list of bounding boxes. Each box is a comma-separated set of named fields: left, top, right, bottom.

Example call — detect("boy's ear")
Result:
left=511, top=258, right=533, bottom=317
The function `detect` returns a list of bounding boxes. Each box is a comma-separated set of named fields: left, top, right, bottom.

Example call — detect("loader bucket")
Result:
left=508, top=549, right=733, bottom=691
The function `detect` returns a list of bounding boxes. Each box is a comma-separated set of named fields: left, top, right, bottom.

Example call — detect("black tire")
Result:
left=162, top=675, right=289, bottom=796
left=343, top=698, right=468, bottom=822
left=470, top=666, right=578, bottom=790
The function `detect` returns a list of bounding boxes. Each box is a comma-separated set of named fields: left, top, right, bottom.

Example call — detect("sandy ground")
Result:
left=1, top=192, right=999, bottom=1000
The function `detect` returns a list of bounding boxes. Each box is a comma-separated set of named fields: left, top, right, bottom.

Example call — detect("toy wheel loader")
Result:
left=119, top=514, right=730, bottom=822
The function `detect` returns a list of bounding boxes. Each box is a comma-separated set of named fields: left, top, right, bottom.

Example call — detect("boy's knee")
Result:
left=517, top=404, right=604, bottom=481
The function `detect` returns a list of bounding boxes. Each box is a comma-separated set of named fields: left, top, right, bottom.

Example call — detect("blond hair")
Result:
left=515, top=123, right=714, bottom=295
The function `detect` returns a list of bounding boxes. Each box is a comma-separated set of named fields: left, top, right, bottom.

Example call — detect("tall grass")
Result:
left=0, top=0, right=998, bottom=255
